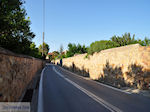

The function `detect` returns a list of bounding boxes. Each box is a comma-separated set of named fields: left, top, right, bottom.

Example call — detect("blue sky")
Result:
left=24, top=0, right=150, bottom=52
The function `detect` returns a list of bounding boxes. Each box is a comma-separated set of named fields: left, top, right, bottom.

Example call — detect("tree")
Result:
left=59, top=44, right=64, bottom=54
left=88, top=40, right=112, bottom=54
left=87, top=33, right=150, bottom=55
left=29, top=42, right=42, bottom=58
left=57, top=44, right=65, bottom=59
left=66, top=43, right=87, bottom=57
left=111, top=33, right=137, bottom=46
left=53, top=51, right=59, bottom=56
left=0, top=0, right=35, bottom=54
left=39, top=42, right=49, bottom=56
left=143, top=37, right=150, bottom=46
left=53, top=51, right=59, bottom=59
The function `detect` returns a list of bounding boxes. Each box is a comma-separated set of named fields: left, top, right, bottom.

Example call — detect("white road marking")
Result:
left=53, top=66, right=122, bottom=112
left=58, top=66, right=131, bottom=94
left=38, top=67, right=46, bottom=112
left=95, top=81, right=131, bottom=94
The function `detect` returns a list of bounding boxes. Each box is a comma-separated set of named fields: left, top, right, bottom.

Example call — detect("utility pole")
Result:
left=42, top=0, right=45, bottom=56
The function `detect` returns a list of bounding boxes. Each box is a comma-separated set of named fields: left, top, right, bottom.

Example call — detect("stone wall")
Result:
left=0, top=47, right=45, bottom=101
left=55, top=44, right=150, bottom=89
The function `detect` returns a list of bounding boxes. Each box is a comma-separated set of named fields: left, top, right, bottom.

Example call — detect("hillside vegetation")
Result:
left=57, top=33, right=150, bottom=59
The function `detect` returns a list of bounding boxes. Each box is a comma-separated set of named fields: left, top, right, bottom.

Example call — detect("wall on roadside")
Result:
left=55, top=44, right=150, bottom=89
left=0, top=47, right=45, bottom=101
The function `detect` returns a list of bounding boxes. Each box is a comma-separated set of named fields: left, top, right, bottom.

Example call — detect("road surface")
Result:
left=38, top=64, right=150, bottom=112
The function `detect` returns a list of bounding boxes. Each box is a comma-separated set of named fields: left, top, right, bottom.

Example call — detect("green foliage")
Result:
left=88, top=40, right=108, bottom=54
left=88, top=33, right=150, bottom=55
left=39, top=42, right=49, bottom=56
left=29, top=42, right=42, bottom=58
left=88, top=40, right=119, bottom=54
left=84, top=54, right=89, bottom=59
left=111, top=33, right=150, bottom=46
left=66, top=43, right=87, bottom=57
left=0, top=0, right=35, bottom=54
left=52, top=51, right=60, bottom=60
left=53, top=51, right=59, bottom=56
left=142, top=37, right=150, bottom=46
left=111, top=33, right=136, bottom=46
left=57, top=44, right=64, bottom=59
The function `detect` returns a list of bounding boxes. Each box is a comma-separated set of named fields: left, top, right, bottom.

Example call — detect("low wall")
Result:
left=0, top=47, right=45, bottom=101
left=55, top=44, right=150, bottom=89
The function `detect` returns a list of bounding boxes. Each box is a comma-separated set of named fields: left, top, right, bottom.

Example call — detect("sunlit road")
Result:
left=38, top=64, right=150, bottom=112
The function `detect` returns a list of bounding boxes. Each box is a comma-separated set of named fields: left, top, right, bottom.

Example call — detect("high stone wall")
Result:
left=0, top=47, right=45, bottom=101
left=55, top=44, right=150, bottom=89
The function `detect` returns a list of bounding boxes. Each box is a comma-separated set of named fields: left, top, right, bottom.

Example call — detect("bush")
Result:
left=66, top=43, right=87, bottom=57
left=88, top=40, right=118, bottom=54
left=88, top=33, right=150, bottom=55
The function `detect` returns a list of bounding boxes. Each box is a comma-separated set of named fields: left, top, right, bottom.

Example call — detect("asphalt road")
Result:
left=38, top=64, right=150, bottom=112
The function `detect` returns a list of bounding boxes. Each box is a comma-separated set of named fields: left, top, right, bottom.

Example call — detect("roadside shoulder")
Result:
left=57, top=65, right=150, bottom=97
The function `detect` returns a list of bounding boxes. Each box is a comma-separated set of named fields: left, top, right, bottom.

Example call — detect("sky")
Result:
left=24, top=0, right=150, bottom=52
